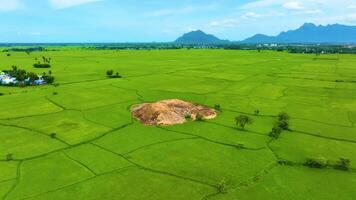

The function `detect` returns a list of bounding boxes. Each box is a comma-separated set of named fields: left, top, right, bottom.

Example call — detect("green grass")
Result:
left=0, top=49, right=355, bottom=199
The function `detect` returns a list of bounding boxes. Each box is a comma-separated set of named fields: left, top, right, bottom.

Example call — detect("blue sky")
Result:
left=0, top=0, right=355, bottom=42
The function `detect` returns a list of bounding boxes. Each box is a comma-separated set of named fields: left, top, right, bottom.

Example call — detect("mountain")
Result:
left=174, top=30, right=229, bottom=44
left=243, top=23, right=356, bottom=44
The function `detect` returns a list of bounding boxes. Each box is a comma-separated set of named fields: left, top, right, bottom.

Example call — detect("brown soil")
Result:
left=131, top=99, right=217, bottom=126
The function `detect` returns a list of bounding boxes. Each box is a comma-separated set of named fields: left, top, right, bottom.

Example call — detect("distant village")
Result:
left=0, top=71, right=45, bottom=85
left=0, top=66, right=53, bottom=87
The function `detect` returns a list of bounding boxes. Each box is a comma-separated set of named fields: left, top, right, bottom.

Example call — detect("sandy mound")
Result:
left=131, top=99, right=217, bottom=126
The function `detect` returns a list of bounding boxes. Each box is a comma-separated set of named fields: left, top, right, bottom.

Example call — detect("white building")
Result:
left=1, top=76, right=18, bottom=85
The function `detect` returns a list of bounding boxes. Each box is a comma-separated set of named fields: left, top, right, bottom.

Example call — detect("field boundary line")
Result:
left=0, top=122, right=133, bottom=162
left=62, top=151, right=97, bottom=176
left=158, top=126, right=266, bottom=151
left=0, top=123, right=71, bottom=146
left=123, top=137, right=200, bottom=155
left=20, top=166, right=137, bottom=200
left=3, top=161, right=22, bottom=200
left=90, top=143, right=218, bottom=189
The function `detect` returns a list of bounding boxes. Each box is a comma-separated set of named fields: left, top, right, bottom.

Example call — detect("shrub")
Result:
left=50, top=133, right=57, bottom=138
left=0, top=93, right=4, bottom=96
left=304, top=158, right=328, bottom=168
left=184, top=114, right=192, bottom=120
left=334, top=158, right=351, bottom=171
left=106, top=70, right=114, bottom=76
left=254, top=109, right=260, bottom=115
left=53, top=92, right=58, bottom=95
left=277, top=159, right=294, bottom=165
left=235, top=144, right=245, bottom=149
left=217, top=180, right=227, bottom=194
left=214, top=104, right=222, bottom=112
left=6, top=153, right=13, bottom=161
left=33, top=63, right=51, bottom=68
left=196, top=113, right=204, bottom=121
left=107, top=71, right=122, bottom=78
left=235, top=115, right=253, bottom=129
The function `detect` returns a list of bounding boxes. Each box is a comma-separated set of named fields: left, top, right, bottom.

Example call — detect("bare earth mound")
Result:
left=131, top=99, right=217, bottom=126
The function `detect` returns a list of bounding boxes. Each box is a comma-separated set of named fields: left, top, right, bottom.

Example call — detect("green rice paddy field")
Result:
left=0, top=49, right=356, bottom=200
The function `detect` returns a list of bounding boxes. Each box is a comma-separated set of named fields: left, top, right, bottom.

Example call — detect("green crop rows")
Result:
left=0, top=49, right=355, bottom=199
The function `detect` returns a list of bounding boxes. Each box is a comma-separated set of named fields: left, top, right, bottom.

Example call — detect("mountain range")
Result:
left=174, top=23, right=356, bottom=44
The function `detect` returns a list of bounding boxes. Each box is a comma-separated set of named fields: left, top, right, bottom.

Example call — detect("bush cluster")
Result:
left=106, top=70, right=122, bottom=78
left=269, top=112, right=290, bottom=139
left=33, top=63, right=51, bottom=68
left=304, top=157, right=351, bottom=171
left=34, top=56, right=52, bottom=68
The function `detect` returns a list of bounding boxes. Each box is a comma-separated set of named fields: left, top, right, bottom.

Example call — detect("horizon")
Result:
left=1, top=0, right=356, bottom=43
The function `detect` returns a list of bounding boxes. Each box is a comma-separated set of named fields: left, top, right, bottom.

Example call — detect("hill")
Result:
left=243, top=23, right=356, bottom=44
left=174, top=30, right=229, bottom=44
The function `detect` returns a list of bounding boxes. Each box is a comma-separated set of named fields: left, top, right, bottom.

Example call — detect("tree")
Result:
left=235, top=115, right=253, bottom=129
left=277, top=120, right=289, bottom=130
left=12, top=65, right=17, bottom=72
left=28, top=72, right=39, bottom=82
left=269, top=125, right=282, bottom=139
left=43, top=75, right=55, bottom=84
left=278, top=112, right=290, bottom=122
left=334, top=158, right=351, bottom=171
left=15, top=69, right=27, bottom=82
left=10, top=66, right=18, bottom=76
left=106, top=70, right=114, bottom=76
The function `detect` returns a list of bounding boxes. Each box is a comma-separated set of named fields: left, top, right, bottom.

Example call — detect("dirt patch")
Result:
left=131, top=99, right=217, bottom=126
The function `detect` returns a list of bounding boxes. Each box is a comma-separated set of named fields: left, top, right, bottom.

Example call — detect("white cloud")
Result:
left=149, top=4, right=216, bottom=17
left=30, top=32, right=41, bottom=36
left=241, top=0, right=281, bottom=9
left=242, top=12, right=262, bottom=19
left=349, top=13, right=356, bottom=19
left=0, top=0, right=23, bottom=11
left=305, top=9, right=322, bottom=14
left=209, top=19, right=238, bottom=27
left=348, top=5, right=356, bottom=9
left=49, top=0, right=101, bottom=9
left=283, top=2, right=305, bottom=10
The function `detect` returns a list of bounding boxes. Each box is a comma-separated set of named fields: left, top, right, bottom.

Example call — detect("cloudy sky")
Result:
left=0, top=0, right=355, bottom=42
